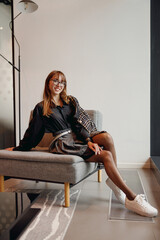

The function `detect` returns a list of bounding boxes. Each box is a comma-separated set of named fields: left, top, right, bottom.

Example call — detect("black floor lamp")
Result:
left=0, top=0, right=38, bottom=142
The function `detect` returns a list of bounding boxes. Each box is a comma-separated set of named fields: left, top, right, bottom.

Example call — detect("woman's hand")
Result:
left=87, top=142, right=102, bottom=155
left=5, top=147, right=14, bottom=151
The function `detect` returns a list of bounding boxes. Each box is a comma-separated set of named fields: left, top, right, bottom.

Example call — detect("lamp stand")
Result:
left=1, top=0, right=38, bottom=144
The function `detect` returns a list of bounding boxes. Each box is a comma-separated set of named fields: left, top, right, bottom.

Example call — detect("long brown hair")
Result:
left=43, top=70, right=69, bottom=116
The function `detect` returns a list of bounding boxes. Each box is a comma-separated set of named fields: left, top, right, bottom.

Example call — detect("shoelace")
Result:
left=136, top=194, right=149, bottom=208
left=138, top=194, right=146, bottom=200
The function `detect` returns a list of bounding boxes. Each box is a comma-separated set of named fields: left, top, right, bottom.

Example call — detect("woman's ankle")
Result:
left=126, top=193, right=136, bottom=201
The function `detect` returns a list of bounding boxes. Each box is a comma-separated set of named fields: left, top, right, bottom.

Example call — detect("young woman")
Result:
left=9, top=70, right=158, bottom=217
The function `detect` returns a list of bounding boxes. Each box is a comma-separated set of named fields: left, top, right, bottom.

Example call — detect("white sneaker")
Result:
left=125, top=194, right=158, bottom=217
left=106, top=178, right=126, bottom=205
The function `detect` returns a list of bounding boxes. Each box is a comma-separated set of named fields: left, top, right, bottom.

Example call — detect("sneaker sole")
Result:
left=125, top=204, right=158, bottom=217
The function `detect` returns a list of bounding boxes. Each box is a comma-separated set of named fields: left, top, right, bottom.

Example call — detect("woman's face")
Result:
left=49, top=74, right=65, bottom=96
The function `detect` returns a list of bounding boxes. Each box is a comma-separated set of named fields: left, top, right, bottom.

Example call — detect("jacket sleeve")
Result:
left=69, top=96, right=91, bottom=142
left=13, top=103, right=45, bottom=151
left=72, top=119, right=90, bottom=142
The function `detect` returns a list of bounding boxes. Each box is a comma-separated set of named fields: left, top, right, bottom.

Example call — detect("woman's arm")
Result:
left=87, top=141, right=102, bottom=155
left=70, top=96, right=102, bottom=154
left=13, top=103, right=45, bottom=151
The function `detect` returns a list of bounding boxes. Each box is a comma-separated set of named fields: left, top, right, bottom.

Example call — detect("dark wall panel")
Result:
left=151, top=0, right=160, bottom=155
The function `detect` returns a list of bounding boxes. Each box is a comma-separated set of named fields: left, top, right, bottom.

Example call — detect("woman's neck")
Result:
left=52, top=95, right=62, bottom=106
left=52, top=94, right=60, bottom=102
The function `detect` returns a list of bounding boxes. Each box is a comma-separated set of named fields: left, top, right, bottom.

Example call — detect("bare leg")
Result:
left=92, top=133, right=117, bottom=166
left=86, top=150, right=136, bottom=200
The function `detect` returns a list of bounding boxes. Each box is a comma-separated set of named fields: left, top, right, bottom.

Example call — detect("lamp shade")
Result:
left=17, top=0, right=38, bottom=13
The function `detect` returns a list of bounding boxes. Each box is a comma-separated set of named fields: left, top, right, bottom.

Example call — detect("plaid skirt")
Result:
left=49, top=129, right=106, bottom=160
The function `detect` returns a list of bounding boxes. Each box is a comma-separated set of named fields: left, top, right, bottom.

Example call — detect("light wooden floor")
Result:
left=4, top=169, right=160, bottom=240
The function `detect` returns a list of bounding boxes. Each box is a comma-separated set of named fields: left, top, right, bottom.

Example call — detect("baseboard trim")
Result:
left=118, top=160, right=151, bottom=169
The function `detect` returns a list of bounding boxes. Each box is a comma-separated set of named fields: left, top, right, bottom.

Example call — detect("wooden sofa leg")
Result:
left=64, top=182, right=70, bottom=207
left=0, top=176, right=4, bottom=192
left=98, top=169, right=102, bottom=182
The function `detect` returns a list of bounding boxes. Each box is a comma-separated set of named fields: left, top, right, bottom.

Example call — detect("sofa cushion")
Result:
left=0, top=149, right=87, bottom=164
left=0, top=150, right=97, bottom=184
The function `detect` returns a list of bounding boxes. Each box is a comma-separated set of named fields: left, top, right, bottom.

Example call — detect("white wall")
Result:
left=14, top=0, right=150, bottom=168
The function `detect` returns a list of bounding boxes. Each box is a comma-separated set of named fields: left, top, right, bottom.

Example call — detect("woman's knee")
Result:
left=101, top=132, right=114, bottom=146
left=100, top=150, right=113, bottom=164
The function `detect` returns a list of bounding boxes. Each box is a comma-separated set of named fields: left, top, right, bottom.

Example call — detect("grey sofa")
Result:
left=0, top=110, right=103, bottom=207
